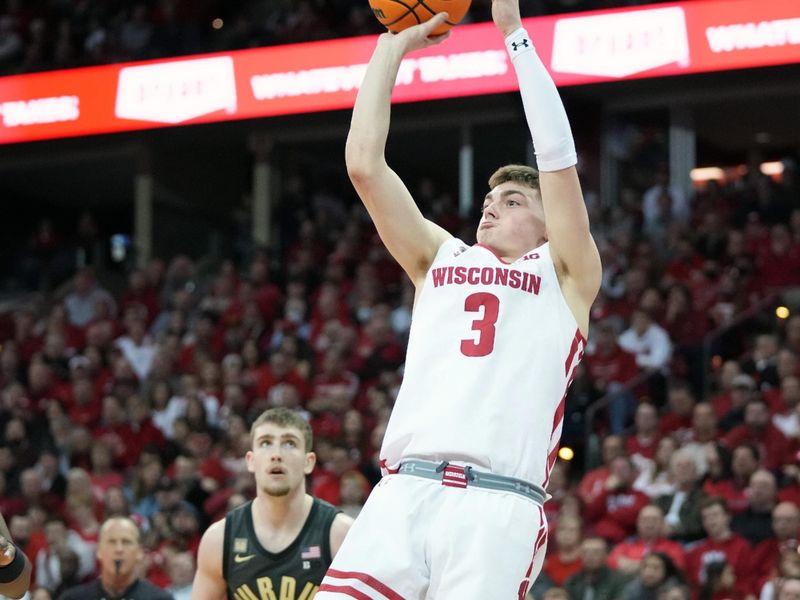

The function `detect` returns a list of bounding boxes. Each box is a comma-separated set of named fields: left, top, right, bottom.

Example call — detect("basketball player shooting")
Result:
left=316, top=0, right=601, bottom=597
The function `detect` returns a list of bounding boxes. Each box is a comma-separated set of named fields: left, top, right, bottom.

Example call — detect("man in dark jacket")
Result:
left=58, top=517, right=173, bottom=600
left=565, top=537, right=627, bottom=600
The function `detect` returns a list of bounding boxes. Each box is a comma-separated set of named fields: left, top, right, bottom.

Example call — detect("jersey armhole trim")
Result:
left=222, top=514, right=232, bottom=585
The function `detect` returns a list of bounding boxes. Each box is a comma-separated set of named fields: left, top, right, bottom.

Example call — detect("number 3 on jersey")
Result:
left=460, top=292, right=499, bottom=357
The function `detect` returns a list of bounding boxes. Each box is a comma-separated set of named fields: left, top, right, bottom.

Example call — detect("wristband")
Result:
left=505, top=27, right=535, bottom=59
left=0, top=546, right=25, bottom=583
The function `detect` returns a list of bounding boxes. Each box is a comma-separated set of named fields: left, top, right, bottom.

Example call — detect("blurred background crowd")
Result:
left=0, top=0, right=799, bottom=600
left=0, top=0, right=675, bottom=75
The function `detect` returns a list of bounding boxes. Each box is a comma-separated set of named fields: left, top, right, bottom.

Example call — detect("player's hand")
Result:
left=0, top=535, right=16, bottom=567
left=380, top=12, right=451, bottom=54
left=491, top=0, right=523, bottom=38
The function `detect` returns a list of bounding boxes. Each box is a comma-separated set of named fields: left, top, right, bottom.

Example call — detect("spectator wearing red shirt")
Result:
left=626, top=402, right=661, bottom=461
left=752, top=502, right=800, bottom=592
left=307, top=348, right=359, bottom=416
left=586, top=456, right=650, bottom=544
left=686, top=497, right=753, bottom=595
left=543, top=515, right=584, bottom=587
left=709, top=361, right=744, bottom=420
left=254, top=351, right=310, bottom=401
left=118, top=269, right=160, bottom=325
left=704, top=443, right=759, bottom=514
left=583, top=320, right=639, bottom=434
left=723, top=399, right=791, bottom=471
left=659, top=383, right=696, bottom=443
left=311, top=445, right=357, bottom=507
left=88, top=440, right=124, bottom=505
left=578, top=435, right=625, bottom=505
left=608, top=505, right=686, bottom=575
left=65, top=371, right=101, bottom=429
left=663, top=283, right=710, bottom=389
left=758, top=224, right=800, bottom=291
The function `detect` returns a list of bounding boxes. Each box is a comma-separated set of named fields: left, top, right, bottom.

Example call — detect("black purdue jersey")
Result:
left=223, top=498, right=339, bottom=600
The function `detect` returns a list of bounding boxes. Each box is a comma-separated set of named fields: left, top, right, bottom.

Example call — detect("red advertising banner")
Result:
left=0, top=0, right=797, bottom=144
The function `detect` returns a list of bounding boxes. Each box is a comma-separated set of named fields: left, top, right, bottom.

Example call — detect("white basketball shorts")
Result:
left=316, top=473, right=548, bottom=599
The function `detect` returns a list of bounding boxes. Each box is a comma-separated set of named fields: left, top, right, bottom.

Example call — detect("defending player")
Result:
left=192, top=408, right=353, bottom=600
left=316, top=0, right=601, bottom=597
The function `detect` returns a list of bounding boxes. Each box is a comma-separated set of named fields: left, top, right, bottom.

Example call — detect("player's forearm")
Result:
left=346, top=39, right=405, bottom=176
left=0, top=547, right=32, bottom=599
left=505, top=29, right=576, bottom=172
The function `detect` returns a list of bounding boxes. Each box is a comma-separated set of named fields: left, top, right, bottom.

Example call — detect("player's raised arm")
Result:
left=492, top=0, right=601, bottom=323
left=191, top=520, right=227, bottom=600
left=346, top=15, right=453, bottom=287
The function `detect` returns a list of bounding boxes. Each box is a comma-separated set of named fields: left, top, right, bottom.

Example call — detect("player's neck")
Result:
left=254, top=489, right=312, bottom=531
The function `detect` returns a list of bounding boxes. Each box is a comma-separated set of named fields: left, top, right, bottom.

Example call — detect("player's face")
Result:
left=477, top=182, right=546, bottom=259
left=247, top=422, right=315, bottom=498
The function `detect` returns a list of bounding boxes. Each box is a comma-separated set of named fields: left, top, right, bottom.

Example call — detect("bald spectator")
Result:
left=653, top=449, right=707, bottom=543
left=565, top=537, right=628, bottom=600
left=685, top=497, right=752, bottom=596
left=752, top=502, right=800, bottom=587
left=723, top=399, right=791, bottom=471
left=731, top=469, right=777, bottom=545
left=586, top=456, right=650, bottom=544
left=608, top=505, right=686, bottom=576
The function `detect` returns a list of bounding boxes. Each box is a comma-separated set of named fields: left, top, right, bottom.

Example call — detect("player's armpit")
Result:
left=191, top=520, right=227, bottom=600
left=347, top=161, right=452, bottom=284
left=329, top=512, right=355, bottom=559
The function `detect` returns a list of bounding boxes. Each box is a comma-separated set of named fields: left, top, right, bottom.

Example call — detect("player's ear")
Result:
left=245, top=450, right=255, bottom=473
left=304, top=452, right=316, bottom=475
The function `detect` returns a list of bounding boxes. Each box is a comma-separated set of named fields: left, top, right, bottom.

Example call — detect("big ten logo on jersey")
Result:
left=453, top=245, right=468, bottom=257
left=232, top=576, right=317, bottom=600
left=522, top=251, right=540, bottom=261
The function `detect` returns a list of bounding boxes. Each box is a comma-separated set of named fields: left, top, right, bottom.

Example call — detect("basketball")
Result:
left=368, top=0, right=472, bottom=35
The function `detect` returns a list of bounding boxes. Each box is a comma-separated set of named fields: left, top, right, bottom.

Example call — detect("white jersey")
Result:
left=381, top=238, right=585, bottom=488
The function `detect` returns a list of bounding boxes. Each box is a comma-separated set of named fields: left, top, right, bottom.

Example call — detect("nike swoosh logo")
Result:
left=234, top=554, right=255, bottom=563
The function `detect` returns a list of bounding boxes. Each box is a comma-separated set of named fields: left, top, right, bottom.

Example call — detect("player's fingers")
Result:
left=426, top=30, right=451, bottom=46
left=421, top=12, right=449, bottom=36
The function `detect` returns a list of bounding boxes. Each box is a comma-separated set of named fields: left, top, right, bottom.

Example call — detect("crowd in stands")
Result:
left=0, top=0, right=678, bottom=75
left=0, top=154, right=798, bottom=599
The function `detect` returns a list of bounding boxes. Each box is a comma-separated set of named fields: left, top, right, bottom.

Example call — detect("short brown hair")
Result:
left=250, top=408, right=313, bottom=452
left=488, top=164, right=540, bottom=192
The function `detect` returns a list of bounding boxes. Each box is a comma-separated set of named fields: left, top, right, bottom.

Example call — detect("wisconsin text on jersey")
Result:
left=232, top=575, right=318, bottom=600
left=430, top=265, right=542, bottom=295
